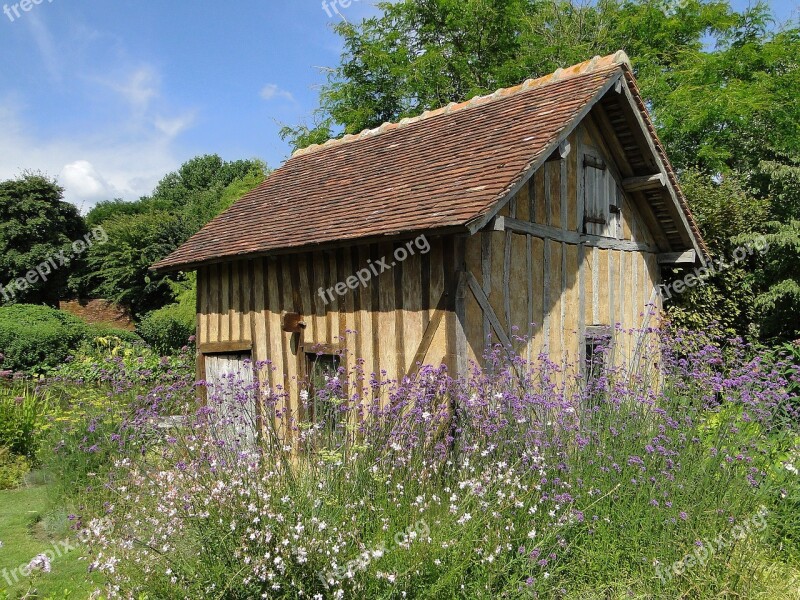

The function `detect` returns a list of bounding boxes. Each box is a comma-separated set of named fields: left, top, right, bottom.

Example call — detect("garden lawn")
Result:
left=0, top=481, right=97, bottom=598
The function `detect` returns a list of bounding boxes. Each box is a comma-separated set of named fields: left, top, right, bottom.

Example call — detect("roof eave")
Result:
left=150, top=224, right=471, bottom=273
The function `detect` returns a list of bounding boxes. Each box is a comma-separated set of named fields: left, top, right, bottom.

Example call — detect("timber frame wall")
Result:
left=462, top=124, right=661, bottom=372
left=195, top=122, right=663, bottom=403
left=196, top=235, right=467, bottom=400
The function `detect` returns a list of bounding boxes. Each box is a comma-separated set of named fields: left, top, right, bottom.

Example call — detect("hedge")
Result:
left=137, top=302, right=195, bottom=356
left=0, top=304, right=88, bottom=373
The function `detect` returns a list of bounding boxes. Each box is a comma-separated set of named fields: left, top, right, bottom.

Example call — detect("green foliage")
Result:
left=0, top=173, right=87, bottom=305
left=0, top=383, right=51, bottom=459
left=81, top=212, right=191, bottom=318
left=51, top=333, right=195, bottom=389
left=137, top=275, right=197, bottom=355
left=0, top=447, right=30, bottom=490
left=41, top=385, right=124, bottom=504
left=79, top=155, right=267, bottom=317
left=665, top=170, right=768, bottom=338
left=85, top=198, right=148, bottom=228
left=665, top=266, right=757, bottom=340
left=651, top=9, right=798, bottom=174
left=85, top=322, right=141, bottom=344
left=148, top=154, right=267, bottom=231
left=0, top=304, right=88, bottom=373
left=284, top=0, right=776, bottom=150
left=679, top=169, right=770, bottom=252
left=744, top=219, right=800, bottom=341
left=217, top=169, right=268, bottom=214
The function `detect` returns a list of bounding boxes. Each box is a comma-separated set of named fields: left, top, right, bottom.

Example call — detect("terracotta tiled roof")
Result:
left=153, top=51, right=701, bottom=271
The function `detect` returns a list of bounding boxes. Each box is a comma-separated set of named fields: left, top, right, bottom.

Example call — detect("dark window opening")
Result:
left=584, top=326, right=612, bottom=382
left=305, top=353, right=342, bottom=432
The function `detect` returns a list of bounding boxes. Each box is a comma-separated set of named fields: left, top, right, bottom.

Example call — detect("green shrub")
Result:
left=0, top=447, right=30, bottom=489
left=85, top=322, right=141, bottom=344
left=0, top=304, right=88, bottom=373
left=0, top=384, right=51, bottom=459
left=137, top=301, right=195, bottom=356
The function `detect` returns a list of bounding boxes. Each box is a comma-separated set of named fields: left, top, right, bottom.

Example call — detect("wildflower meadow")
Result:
left=4, top=325, right=789, bottom=598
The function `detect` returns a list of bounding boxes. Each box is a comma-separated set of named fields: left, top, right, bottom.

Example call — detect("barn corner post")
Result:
left=195, top=264, right=206, bottom=404
left=453, top=235, right=469, bottom=381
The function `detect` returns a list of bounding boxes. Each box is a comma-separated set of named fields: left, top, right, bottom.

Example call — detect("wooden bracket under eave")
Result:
left=658, top=250, right=696, bottom=265
left=545, top=139, right=571, bottom=162
left=622, top=173, right=665, bottom=193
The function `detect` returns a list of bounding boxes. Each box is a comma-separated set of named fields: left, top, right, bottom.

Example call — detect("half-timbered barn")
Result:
left=153, top=51, right=707, bottom=418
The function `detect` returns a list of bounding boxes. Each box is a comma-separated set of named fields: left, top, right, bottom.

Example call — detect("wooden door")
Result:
left=204, top=353, right=257, bottom=449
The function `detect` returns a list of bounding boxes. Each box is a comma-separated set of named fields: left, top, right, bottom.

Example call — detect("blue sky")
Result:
left=0, top=0, right=796, bottom=211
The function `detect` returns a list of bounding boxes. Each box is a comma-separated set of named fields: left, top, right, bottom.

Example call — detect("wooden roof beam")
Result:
left=622, top=173, right=665, bottom=193
left=546, top=139, right=572, bottom=162
left=616, top=78, right=705, bottom=263
left=658, top=250, right=697, bottom=265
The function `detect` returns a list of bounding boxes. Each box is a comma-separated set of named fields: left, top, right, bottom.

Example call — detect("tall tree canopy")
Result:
left=79, top=155, right=268, bottom=317
left=0, top=174, right=87, bottom=306
left=284, top=0, right=799, bottom=342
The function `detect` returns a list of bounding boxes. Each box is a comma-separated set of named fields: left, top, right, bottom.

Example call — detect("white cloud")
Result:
left=154, top=112, right=196, bottom=138
left=0, top=68, right=196, bottom=211
left=59, top=160, right=119, bottom=203
left=101, top=66, right=160, bottom=114
left=260, top=83, right=295, bottom=102
left=25, top=12, right=61, bottom=82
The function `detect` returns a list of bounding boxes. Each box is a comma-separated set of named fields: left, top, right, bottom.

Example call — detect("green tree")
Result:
left=150, top=154, right=268, bottom=230
left=665, top=170, right=769, bottom=339
left=79, top=155, right=268, bottom=317
left=283, top=0, right=754, bottom=150
left=0, top=173, right=86, bottom=306
left=85, top=198, right=148, bottom=228
left=739, top=158, right=800, bottom=341
left=81, top=212, right=191, bottom=318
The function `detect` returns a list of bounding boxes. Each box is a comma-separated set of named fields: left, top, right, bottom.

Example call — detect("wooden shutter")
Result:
left=582, top=152, right=622, bottom=238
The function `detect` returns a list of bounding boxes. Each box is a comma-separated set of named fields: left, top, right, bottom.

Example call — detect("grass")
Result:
left=0, top=476, right=97, bottom=599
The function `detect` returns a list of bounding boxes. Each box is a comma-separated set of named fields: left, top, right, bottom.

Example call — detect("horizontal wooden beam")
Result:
left=198, top=340, right=253, bottom=354
left=658, top=250, right=696, bottom=265
left=491, top=216, right=657, bottom=253
left=622, top=173, right=665, bottom=193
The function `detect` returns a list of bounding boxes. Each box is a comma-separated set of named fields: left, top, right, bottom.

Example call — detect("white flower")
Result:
left=421, top=411, right=431, bottom=420
left=27, top=554, right=51, bottom=574
left=300, top=390, right=309, bottom=402
left=457, top=513, right=472, bottom=525
left=527, top=529, right=537, bottom=539
left=785, top=462, right=799, bottom=475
